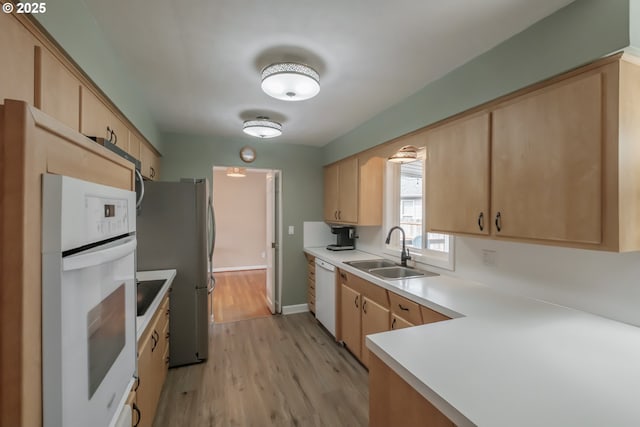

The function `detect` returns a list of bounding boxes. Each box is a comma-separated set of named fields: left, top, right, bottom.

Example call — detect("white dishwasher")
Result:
left=315, top=258, right=336, bottom=337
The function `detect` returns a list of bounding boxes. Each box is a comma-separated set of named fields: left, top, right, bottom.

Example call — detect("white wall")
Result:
left=213, top=170, right=267, bottom=270
left=356, top=228, right=640, bottom=327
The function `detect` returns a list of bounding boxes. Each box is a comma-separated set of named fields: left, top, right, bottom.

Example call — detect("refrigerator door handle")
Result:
left=208, top=274, right=215, bottom=294
left=207, top=198, right=215, bottom=262
left=135, top=169, right=145, bottom=208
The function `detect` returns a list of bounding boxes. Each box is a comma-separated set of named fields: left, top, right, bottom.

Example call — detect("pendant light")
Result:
left=242, top=117, right=282, bottom=139
left=226, top=167, right=246, bottom=178
left=261, top=62, right=320, bottom=101
left=388, top=145, right=419, bottom=163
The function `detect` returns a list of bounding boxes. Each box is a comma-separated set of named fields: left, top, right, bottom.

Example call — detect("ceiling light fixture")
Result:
left=388, top=145, right=419, bottom=163
left=261, top=62, right=320, bottom=101
left=242, top=117, right=283, bottom=138
left=226, top=167, right=246, bottom=178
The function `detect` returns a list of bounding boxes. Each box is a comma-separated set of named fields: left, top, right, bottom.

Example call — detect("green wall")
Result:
left=323, top=0, right=631, bottom=163
left=34, top=0, right=162, bottom=151
left=161, top=133, right=324, bottom=307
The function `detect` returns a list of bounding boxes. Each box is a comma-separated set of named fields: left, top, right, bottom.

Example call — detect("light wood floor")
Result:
left=153, top=313, right=369, bottom=427
left=213, top=270, right=272, bottom=323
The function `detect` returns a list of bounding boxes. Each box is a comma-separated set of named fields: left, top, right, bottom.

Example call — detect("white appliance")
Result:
left=42, top=174, right=137, bottom=427
left=315, top=258, right=336, bottom=336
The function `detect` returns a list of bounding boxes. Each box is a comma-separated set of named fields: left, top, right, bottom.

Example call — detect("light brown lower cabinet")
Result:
left=338, top=270, right=391, bottom=368
left=369, top=354, right=455, bottom=427
left=306, top=254, right=316, bottom=313
left=125, top=389, right=140, bottom=427
left=340, top=284, right=362, bottom=360
left=361, top=297, right=390, bottom=367
left=390, top=313, right=415, bottom=330
left=337, top=269, right=452, bottom=369
left=136, top=294, right=170, bottom=427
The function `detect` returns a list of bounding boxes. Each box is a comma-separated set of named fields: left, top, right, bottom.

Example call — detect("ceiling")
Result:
left=83, top=0, right=575, bottom=147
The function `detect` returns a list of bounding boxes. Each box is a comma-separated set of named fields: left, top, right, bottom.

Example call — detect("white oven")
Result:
left=42, top=174, right=137, bottom=427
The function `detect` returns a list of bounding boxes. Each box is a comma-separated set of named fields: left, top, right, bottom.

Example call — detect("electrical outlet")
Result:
left=288, top=225, right=294, bottom=235
left=482, top=249, right=497, bottom=267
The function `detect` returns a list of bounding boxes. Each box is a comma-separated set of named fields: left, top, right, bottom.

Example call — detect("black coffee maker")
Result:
left=326, top=226, right=356, bottom=251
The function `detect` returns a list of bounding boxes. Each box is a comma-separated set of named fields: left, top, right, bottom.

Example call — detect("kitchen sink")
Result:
left=369, top=266, right=439, bottom=280
left=137, top=279, right=165, bottom=316
left=345, top=259, right=398, bottom=270
left=345, top=259, right=439, bottom=280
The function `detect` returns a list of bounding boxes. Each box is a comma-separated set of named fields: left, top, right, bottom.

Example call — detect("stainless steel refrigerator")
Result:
left=137, top=178, right=215, bottom=367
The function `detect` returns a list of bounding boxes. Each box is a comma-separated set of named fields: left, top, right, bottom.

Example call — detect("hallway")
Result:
left=213, top=270, right=272, bottom=323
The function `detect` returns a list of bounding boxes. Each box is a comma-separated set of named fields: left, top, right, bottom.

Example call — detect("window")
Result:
left=385, top=148, right=454, bottom=270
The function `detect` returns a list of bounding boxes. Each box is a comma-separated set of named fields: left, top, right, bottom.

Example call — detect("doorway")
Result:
left=210, top=166, right=282, bottom=323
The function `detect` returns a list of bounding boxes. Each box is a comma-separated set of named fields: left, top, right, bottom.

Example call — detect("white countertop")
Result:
left=136, top=269, right=176, bottom=340
left=304, top=247, right=640, bottom=426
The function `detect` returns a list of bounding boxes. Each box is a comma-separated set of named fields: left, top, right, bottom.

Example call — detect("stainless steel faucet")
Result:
left=385, top=226, right=411, bottom=267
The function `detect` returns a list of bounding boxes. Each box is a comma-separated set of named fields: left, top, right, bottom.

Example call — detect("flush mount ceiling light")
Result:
left=242, top=117, right=283, bottom=139
left=388, top=145, right=419, bottom=163
left=226, top=167, right=246, bottom=178
left=261, top=62, right=320, bottom=101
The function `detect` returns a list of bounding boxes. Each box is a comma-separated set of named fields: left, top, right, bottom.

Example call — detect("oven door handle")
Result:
left=63, top=237, right=137, bottom=271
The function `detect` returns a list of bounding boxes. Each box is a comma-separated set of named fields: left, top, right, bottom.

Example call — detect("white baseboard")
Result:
left=282, top=304, right=310, bottom=315
left=213, top=265, right=267, bottom=273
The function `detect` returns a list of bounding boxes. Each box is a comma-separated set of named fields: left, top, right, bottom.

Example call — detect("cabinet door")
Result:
left=361, top=297, right=389, bottom=368
left=35, top=46, right=80, bottom=131
left=80, top=86, right=128, bottom=148
left=150, top=151, right=161, bottom=181
left=140, top=141, right=160, bottom=180
left=0, top=12, right=36, bottom=103
left=369, top=354, right=455, bottom=427
left=323, top=163, right=340, bottom=221
left=125, top=391, right=139, bottom=427
left=128, top=131, right=141, bottom=160
left=136, top=331, right=156, bottom=427
left=492, top=71, right=603, bottom=244
left=426, top=113, right=490, bottom=235
left=420, top=305, right=450, bottom=324
left=390, top=314, right=414, bottom=330
left=337, top=157, right=359, bottom=223
left=340, top=284, right=361, bottom=359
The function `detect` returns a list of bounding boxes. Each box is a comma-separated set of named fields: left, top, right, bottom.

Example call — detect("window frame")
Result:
left=383, top=149, right=455, bottom=271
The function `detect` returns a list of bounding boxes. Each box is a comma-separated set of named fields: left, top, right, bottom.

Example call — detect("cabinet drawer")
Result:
left=388, top=292, right=422, bottom=325
left=420, top=305, right=450, bottom=324
left=339, top=270, right=389, bottom=308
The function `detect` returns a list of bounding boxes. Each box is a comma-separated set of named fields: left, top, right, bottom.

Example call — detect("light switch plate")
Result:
left=288, top=225, right=294, bottom=235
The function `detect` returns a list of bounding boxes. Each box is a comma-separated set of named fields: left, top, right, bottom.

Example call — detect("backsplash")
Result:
left=357, top=227, right=640, bottom=327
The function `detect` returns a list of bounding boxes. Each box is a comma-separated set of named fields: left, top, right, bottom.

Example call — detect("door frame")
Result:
left=211, top=166, right=283, bottom=314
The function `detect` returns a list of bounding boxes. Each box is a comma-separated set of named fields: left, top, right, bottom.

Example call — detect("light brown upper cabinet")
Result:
left=424, top=54, right=640, bottom=252
left=323, top=156, right=383, bottom=225
left=492, top=70, right=603, bottom=245
left=35, top=46, right=81, bottom=131
left=80, top=86, right=128, bottom=149
left=426, top=112, right=491, bottom=235
left=0, top=10, right=37, bottom=104
left=491, top=56, right=640, bottom=251
left=128, top=130, right=141, bottom=159
left=140, top=139, right=161, bottom=180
